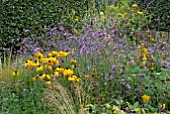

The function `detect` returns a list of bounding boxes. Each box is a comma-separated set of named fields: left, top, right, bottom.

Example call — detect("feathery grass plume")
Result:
left=0, top=59, right=2, bottom=71
left=43, top=82, right=88, bottom=114
left=73, top=83, right=90, bottom=114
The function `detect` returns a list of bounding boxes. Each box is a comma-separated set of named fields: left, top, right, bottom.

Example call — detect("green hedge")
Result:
left=0, top=0, right=92, bottom=58
left=133, top=0, right=170, bottom=32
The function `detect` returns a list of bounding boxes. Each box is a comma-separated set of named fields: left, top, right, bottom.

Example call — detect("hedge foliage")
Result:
left=133, top=0, right=170, bottom=32
left=94, top=0, right=170, bottom=32
left=0, top=0, right=92, bottom=57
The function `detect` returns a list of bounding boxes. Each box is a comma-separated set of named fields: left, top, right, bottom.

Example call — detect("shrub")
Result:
left=133, top=0, right=170, bottom=31
left=0, top=0, right=93, bottom=59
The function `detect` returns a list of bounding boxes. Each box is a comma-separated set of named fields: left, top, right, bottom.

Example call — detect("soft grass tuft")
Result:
left=43, top=82, right=88, bottom=114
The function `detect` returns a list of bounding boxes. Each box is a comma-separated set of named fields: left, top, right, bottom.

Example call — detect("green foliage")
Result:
left=0, top=74, right=47, bottom=113
left=0, top=0, right=93, bottom=58
left=105, top=0, right=148, bottom=31
left=133, top=0, right=170, bottom=31
left=84, top=100, right=159, bottom=114
left=91, top=0, right=148, bottom=42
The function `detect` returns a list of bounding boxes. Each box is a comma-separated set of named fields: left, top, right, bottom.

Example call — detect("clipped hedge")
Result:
left=0, top=0, right=92, bottom=58
left=133, top=0, right=170, bottom=32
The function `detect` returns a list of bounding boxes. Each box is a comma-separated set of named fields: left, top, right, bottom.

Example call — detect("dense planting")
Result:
left=0, top=0, right=170, bottom=113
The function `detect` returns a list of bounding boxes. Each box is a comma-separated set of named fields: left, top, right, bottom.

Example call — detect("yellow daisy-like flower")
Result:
left=68, top=75, right=80, bottom=82
left=36, top=65, right=43, bottom=72
left=32, top=77, right=37, bottom=82
left=12, top=71, right=19, bottom=76
left=76, top=78, right=81, bottom=82
left=84, top=74, right=89, bottom=78
left=68, top=75, right=77, bottom=81
left=47, top=53, right=53, bottom=57
left=51, top=71, right=59, bottom=77
left=72, top=10, right=76, bottom=15
left=39, top=76, right=44, bottom=80
left=142, top=56, right=147, bottom=61
left=57, top=51, right=69, bottom=58
left=75, top=18, right=78, bottom=22
left=35, top=52, right=44, bottom=59
left=142, top=48, right=148, bottom=55
left=70, top=59, right=77, bottom=64
left=46, top=58, right=53, bottom=65
left=56, top=67, right=65, bottom=74
left=68, top=76, right=76, bottom=81
left=45, top=81, right=51, bottom=85
left=48, top=51, right=58, bottom=57
left=24, top=59, right=36, bottom=68
left=150, top=67, right=154, bottom=71
left=71, top=65, right=75, bottom=69
left=45, top=74, right=51, bottom=80
left=42, top=73, right=47, bottom=79
left=63, top=69, right=73, bottom=76
left=74, top=16, right=79, bottom=22
left=160, top=103, right=166, bottom=110
left=45, top=65, right=52, bottom=71
left=132, top=4, right=138, bottom=7
left=137, top=11, right=144, bottom=15
left=33, top=60, right=40, bottom=67
left=142, top=94, right=150, bottom=103
left=142, top=61, right=146, bottom=66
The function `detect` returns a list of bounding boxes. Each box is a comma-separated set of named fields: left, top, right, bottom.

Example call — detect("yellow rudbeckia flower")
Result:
left=12, top=71, right=19, bottom=76
left=132, top=4, right=138, bottom=7
left=160, top=103, right=166, bottom=110
left=45, top=81, right=51, bottom=85
left=70, top=59, right=77, bottom=64
left=142, top=94, right=150, bottom=103
left=137, top=11, right=144, bottom=15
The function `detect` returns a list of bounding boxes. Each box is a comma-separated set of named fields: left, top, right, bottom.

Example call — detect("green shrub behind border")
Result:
left=133, top=0, right=170, bottom=32
left=0, top=0, right=93, bottom=59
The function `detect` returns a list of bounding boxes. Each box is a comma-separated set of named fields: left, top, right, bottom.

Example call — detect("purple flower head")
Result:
left=34, top=47, right=42, bottom=53
left=23, top=88, right=28, bottom=92
left=22, top=38, right=29, bottom=43
left=112, top=64, right=116, bottom=70
left=0, top=81, right=5, bottom=85
left=110, top=18, right=114, bottom=21
left=105, top=74, right=109, bottom=81
left=24, top=29, right=30, bottom=33
left=11, top=39, right=15, bottom=43
left=161, top=61, right=166, bottom=65
left=118, top=54, right=123, bottom=58
left=58, top=22, right=64, bottom=25
left=91, top=18, right=96, bottom=21
left=110, top=75, right=114, bottom=80
left=127, top=23, right=131, bottom=26
left=168, top=58, right=170, bottom=61
left=138, top=73, right=145, bottom=78
left=128, top=60, right=134, bottom=65
left=59, top=26, right=65, bottom=31
left=166, top=62, right=170, bottom=68
left=126, top=84, right=131, bottom=89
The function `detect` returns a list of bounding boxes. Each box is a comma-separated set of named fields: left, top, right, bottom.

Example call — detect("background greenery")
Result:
left=0, top=0, right=93, bottom=59
left=133, top=0, right=170, bottom=31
